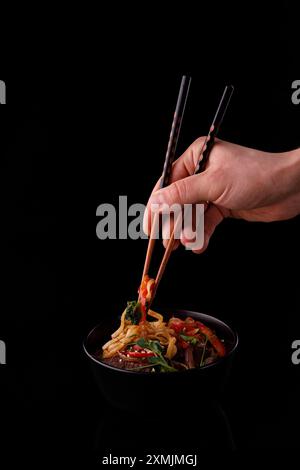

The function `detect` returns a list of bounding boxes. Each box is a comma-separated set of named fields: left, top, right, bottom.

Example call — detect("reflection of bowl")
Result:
left=83, top=310, right=238, bottom=413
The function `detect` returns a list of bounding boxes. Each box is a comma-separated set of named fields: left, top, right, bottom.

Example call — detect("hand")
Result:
left=144, top=138, right=300, bottom=253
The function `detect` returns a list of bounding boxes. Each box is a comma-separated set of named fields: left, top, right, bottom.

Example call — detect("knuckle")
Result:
left=170, top=179, right=187, bottom=204
left=194, top=136, right=207, bottom=148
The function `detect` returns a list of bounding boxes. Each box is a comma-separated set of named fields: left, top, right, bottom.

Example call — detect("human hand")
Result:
left=144, top=138, right=300, bottom=253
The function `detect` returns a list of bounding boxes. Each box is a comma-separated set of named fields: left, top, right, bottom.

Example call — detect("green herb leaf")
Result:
left=200, top=336, right=208, bottom=367
left=136, top=337, right=148, bottom=349
left=149, top=340, right=163, bottom=355
left=148, top=356, right=177, bottom=373
left=136, top=338, right=163, bottom=355
left=180, top=334, right=198, bottom=346
left=136, top=339, right=176, bottom=372
left=125, top=301, right=141, bottom=325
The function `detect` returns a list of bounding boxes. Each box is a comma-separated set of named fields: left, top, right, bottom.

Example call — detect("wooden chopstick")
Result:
left=152, top=85, right=234, bottom=296
left=155, top=221, right=178, bottom=287
left=140, top=76, right=191, bottom=289
left=195, top=85, right=234, bottom=174
left=141, top=213, right=159, bottom=280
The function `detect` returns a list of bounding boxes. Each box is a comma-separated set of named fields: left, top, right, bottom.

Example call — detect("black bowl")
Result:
left=83, top=310, right=238, bottom=413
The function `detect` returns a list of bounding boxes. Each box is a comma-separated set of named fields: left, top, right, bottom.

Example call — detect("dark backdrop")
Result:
left=0, top=6, right=299, bottom=463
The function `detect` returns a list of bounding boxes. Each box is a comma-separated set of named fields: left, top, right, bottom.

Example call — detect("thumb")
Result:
left=149, top=172, right=212, bottom=208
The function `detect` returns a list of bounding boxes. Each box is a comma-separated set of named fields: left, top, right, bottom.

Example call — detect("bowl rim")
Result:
left=83, top=309, right=239, bottom=376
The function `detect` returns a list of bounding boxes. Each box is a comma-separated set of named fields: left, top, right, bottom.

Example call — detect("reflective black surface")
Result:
left=93, top=400, right=237, bottom=452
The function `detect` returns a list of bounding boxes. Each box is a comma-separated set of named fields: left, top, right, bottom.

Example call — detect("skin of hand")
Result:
left=144, top=137, right=300, bottom=253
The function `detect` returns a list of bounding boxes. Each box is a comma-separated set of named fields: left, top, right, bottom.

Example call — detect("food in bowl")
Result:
left=100, top=276, right=226, bottom=373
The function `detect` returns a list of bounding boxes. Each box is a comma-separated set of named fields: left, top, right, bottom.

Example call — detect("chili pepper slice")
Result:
left=126, top=351, right=155, bottom=358
left=196, top=321, right=226, bottom=357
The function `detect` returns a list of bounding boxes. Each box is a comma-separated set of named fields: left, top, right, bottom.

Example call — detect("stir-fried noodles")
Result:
left=101, top=276, right=226, bottom=372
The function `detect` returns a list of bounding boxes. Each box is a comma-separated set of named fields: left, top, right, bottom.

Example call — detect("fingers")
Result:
left=170, top=136, right=207, bottom=182
left=143, top=171, right=212, bottom=243
left=181, top=204, right=225, bottom=254
left=145, top=202, right=225, bottom=255
left=143, top=177, right=161, bottom=236
left=161, top=213, right=181, bottom=250
left=143, top=136, right=208, bottom=236
left=150, top=172, right=212, bottom=207
left=162, top=203, right=208, bottom=251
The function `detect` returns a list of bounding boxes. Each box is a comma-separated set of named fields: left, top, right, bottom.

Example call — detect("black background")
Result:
left=0, top=5, right=300, bottom=463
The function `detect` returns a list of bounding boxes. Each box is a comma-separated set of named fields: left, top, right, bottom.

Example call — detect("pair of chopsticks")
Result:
left=141, top=75, right=191, bottom=283
left=141, top=77, right=234, bottom=304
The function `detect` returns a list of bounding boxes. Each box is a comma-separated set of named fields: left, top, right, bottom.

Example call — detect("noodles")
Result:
left=111, top=310, right=127, bottom=338
left=101, top=276, right=226, bottom=371
left=102, top=308, right=176, bottom=359
left=166, top=336, right=177, bottom=359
